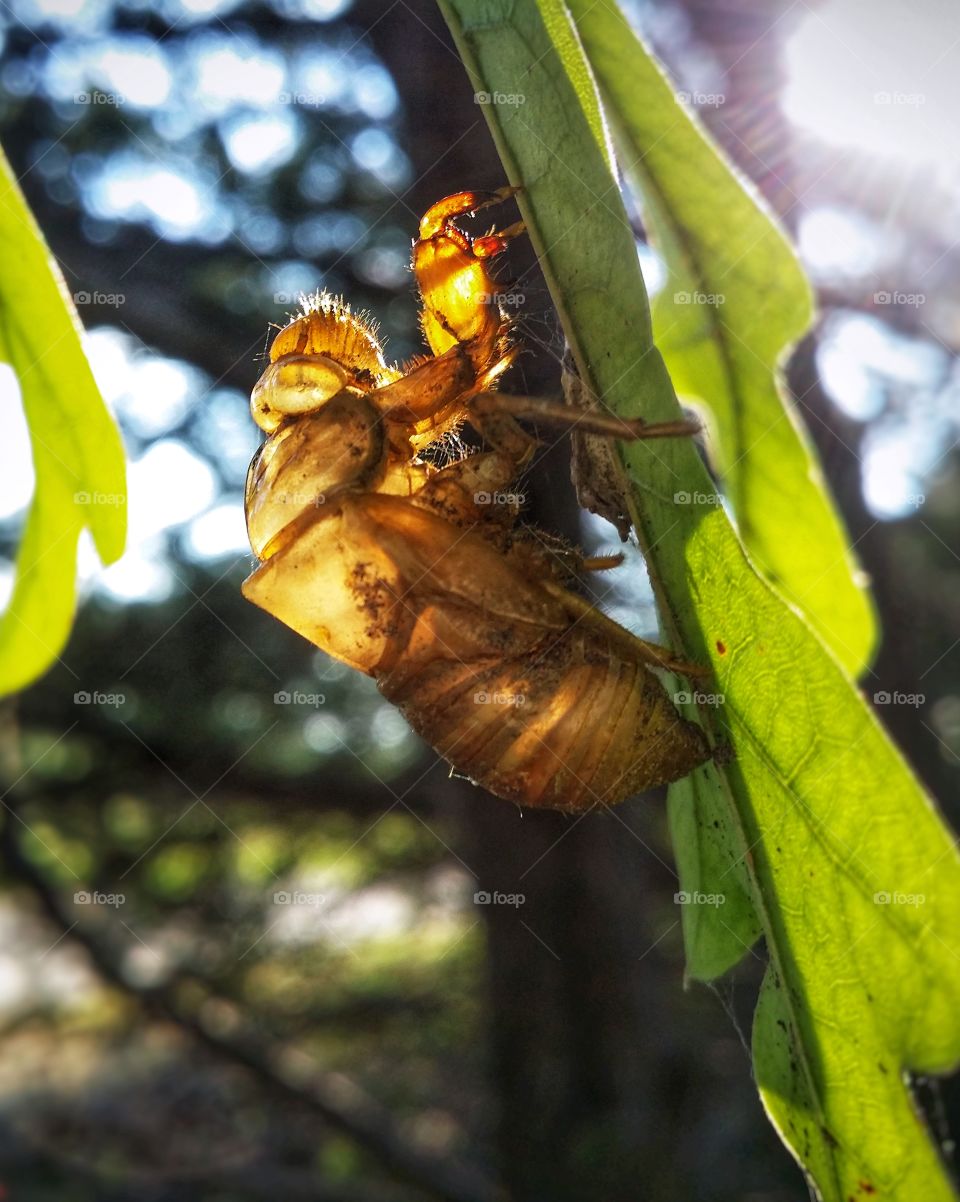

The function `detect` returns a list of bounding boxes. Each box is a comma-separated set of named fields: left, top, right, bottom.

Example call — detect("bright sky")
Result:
left=783, top=0, right=960, bottom=188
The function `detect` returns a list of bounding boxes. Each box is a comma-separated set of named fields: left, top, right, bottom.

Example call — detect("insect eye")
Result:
left=251, top=354, right=350, bottom=432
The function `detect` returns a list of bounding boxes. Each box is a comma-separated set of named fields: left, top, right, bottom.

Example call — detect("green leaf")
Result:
left=0, top=146, right=126, bottom=695
left=566, top=0, right=877, bottom=679
left=667, top=766, right=760, bottom=980
left=438, top=3, right=960, bottom=1199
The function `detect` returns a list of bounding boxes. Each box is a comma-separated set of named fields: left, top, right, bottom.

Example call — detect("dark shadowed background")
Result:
left=1, top=0, right=958, bottom=1199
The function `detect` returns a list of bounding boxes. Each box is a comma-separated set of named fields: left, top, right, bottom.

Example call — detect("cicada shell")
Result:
left=242, top=190, right=711, bottom=811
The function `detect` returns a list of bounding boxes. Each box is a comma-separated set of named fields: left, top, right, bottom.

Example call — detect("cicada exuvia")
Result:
left=242, top=189, right=711, bottom=811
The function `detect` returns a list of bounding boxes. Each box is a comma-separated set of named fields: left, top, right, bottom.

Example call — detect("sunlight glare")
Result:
left=94, top=42, right=171, bottom=107
left=221, top=111, right=300, bottom=175
left=798, top=207, right=883, bottom=280
left=184, top=503, right=249, bottom=560
left=191, top=38, right=285, bottom=113
left=784, top=0, right=960, bottom=188
left=863, top=426, right=935, bottom=519
left=129, top=440, right=217, bottom=539
left=88, top=155, right=219, bottom=239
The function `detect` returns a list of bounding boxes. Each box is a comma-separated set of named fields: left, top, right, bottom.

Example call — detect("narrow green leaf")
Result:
left=667, top=767, right=760, bottom=980
left=566, top=0, right=877, bottom=679
left=438, top=4, right=960, bottom=1199
left=0, top=146, right=126, bottom=695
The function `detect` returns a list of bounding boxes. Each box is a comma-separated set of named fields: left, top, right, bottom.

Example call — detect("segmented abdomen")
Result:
left=379, top=621, right=708, bottom=811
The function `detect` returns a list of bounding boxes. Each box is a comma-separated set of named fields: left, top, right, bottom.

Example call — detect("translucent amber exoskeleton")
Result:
left=242, top=189, right=711, bottom=810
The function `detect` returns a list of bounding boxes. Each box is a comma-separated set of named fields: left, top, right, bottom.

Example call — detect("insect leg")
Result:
left=539, top=578, right=711, bottom=679
left=413, top=189, right=524, bottom=359
left=370, top=344, right=474, bottom=425
left=417, top=186, right=521, bottom=240
left=580, top=554, right=626, bottom=571
left=470, top=392, right=700, bottom=443
left=492, top=526, right=625, bottom=586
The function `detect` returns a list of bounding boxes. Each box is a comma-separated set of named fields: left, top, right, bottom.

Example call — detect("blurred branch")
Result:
left=0, top=803, right=501, bottom=1202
